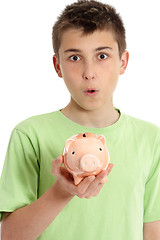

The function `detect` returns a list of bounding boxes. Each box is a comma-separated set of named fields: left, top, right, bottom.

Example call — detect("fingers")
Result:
left=106, top=163, right=114, bottom=175
left=87, top=183, right=104, bottom=199
left=87, top=163, right=114, bottom=189
left=79, top=163, right=114, bottom=198
left=76, top=176, right=96, bottom=198
left=51, top=156, right=74, bottom=184
left=51, top=156, right=62, bottom=177
left=51, top=156, right=77, bottom=196
left=83, top=172, right=106, bottom=198
left=51, top=156, right=114, bottom=199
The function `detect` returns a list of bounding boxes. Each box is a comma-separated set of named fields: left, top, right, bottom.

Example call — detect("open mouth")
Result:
left=84, top=88, right=98, bottom=96
left=87, top=90, right=96, bottom=93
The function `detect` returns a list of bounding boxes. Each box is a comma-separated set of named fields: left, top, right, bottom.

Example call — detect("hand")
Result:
left=51, top=155, right=114, bottom=199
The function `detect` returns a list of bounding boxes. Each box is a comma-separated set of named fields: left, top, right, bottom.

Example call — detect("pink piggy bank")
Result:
left=63, top=132, right=110, bottom=185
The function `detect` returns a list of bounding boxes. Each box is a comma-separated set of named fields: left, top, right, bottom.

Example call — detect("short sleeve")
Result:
left=0, top=128, right=39, bottom=221
left=143, top=130, right=160, bottom=223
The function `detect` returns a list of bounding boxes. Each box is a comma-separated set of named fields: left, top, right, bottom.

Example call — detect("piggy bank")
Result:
left=63, top=132, right=110, bottom=185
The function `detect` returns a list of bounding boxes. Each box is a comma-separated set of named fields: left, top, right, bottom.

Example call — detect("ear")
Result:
left=96, top=135, right=106, bottom=145
left=53, top=54, right=62, bottom=78
left=63, top=139, right=76, bottom=154
left=120, top=50, right=129, bottom=75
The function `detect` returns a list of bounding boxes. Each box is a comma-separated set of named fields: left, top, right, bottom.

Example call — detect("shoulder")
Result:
left=14, top=111, right=61, bottom=136
left=125, top=113, right=160, bottom=139
left=122, top=113, right=160, bottom=153
left=123, top=114, right=160, bottom=169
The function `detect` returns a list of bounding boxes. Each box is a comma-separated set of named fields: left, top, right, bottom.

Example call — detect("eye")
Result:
left=72, top=151, right=75, bottom=154
left=99, top=148, right=103, bottom=151
left=69, top=55, right=80, bottom=61
left=98, top=53, right=108, bottom=60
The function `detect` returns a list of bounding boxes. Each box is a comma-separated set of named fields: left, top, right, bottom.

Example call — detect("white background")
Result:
left=0, top=0, right=160, bottom=175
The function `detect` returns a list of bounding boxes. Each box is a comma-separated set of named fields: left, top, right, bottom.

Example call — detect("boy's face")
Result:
left=53, top=28, right=128, bottom=112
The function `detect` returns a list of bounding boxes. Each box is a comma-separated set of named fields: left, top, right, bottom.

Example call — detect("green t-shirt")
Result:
left=0, top=109, right=160, bottom=240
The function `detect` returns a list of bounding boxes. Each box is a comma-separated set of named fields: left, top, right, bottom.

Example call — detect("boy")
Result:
left=1, top=0, right=160, bottom=239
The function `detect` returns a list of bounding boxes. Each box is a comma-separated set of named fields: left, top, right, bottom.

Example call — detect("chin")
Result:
left=71, top=96, right=107, bottom=112
left=79, top=102, right=104, bottom=112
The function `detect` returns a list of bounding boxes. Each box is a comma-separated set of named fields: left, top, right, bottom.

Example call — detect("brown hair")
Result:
left=52, top=0, right=126, bottom=58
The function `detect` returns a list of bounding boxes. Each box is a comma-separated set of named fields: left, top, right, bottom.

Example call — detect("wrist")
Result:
left=52, top=181, right=74, bottom=201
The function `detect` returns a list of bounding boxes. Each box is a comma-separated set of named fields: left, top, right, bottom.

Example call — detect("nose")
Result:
left=82, top=61, right=95, bottom=80
left=80, top=154, right=100, bottom=172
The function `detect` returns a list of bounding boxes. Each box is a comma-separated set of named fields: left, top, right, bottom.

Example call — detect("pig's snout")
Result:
left=80, top=154, right=100, bottom=172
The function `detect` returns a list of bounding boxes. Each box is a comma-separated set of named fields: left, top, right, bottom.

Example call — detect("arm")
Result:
left=1, top=183, right=73, bottom=240
left=1, top=155, right=113, bottom=240
left=143, top=220, right=160, bottom=240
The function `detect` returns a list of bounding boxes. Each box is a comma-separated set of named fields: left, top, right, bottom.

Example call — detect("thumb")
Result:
left=51, top=155, right=63, bottom=177
left=56, top=155, right=64, bottom=166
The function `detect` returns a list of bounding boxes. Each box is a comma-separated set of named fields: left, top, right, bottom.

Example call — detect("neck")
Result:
left=61, top=100, right=120, bottom=128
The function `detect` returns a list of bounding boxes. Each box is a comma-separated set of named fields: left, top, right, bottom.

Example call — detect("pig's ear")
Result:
left=64, top=139, right=75, bottom=153
left=97, top=135, right=106, bottom=145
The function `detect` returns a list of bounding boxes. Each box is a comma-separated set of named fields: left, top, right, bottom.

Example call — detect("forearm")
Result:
left=143, top=236, right=160, bottom=240
left=1, top=181, right=73, bottom=240
left=143, top=221, right=160, bottom=240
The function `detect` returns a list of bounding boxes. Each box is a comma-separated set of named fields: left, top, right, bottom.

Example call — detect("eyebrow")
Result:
left=64, top=46, right=113, bottom=53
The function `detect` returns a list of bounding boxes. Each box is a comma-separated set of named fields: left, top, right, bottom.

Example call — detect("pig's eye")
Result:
left=99, top=148, right=102, bottom=151
left=72, top=151, right=75, bottom=155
